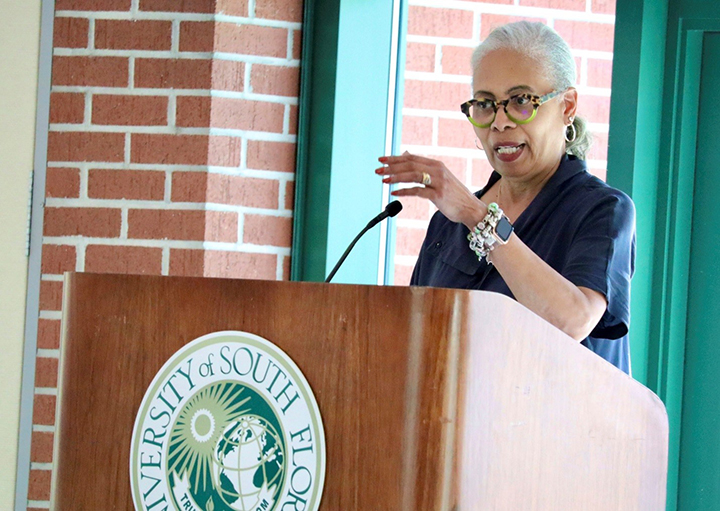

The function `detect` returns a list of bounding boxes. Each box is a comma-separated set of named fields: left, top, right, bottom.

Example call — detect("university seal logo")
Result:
left=130, top=331, right=326, bottom=511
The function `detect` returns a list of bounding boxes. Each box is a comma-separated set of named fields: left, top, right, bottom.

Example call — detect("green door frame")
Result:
left=291, top=0, right=406, bottom=284
left=675, top=27, right=720, bottom=510
left=610, top=1, right=720, bottom=508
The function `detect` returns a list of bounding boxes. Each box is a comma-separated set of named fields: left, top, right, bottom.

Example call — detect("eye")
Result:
left=475, top=99, right=495, bottom=110
left=512, top=95, right=531, bottom=106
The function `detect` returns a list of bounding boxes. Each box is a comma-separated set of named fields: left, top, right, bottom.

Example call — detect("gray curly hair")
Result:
left=471, top=21, right=591, bottom=160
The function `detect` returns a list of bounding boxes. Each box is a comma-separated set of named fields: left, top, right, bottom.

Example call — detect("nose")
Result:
left=491, top=105, right=516, bottom=132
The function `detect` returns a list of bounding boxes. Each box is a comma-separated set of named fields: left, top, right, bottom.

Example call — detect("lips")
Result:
left=493, top=142, right=525, bottom=162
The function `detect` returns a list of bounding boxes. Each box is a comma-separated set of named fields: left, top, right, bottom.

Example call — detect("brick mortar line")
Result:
left=167, top=94, right=177, bottom=128
left=202, top=242, right=291, bottom=255
left=48, top=125, right=299, bottom=141
left=405, top=35, right=477, bottom=46
left=236, top=214, right=245, bottom=254
left=405, top=37, right=614, bottom=61
left=275, top=254, right=285, bottom=280
left=39, top=311, right=62, bottom=320
left=404, top=72, right=613, bottom=97
left=405, top=72, right=613, bottom=91
left=41, top=237, right=293, bottom=255
left=163, top=169, right=172, bottom=201
left=402, top=108, right=471, bottom=120
left=394, top=254, right=419, bottom=266
left=83, top=92, right=92, bottom=125
left=128, top=55, right=135, bottom=90
left=584, top=123, right=610, bottom=132
left=407, top=0, right=615, bottom=23
left=34, top=388, right=58, bottom=396
left=32, top=425, right=56, bottom=433
left=88, top=17, right=96, bottom=50
left=36, top=349, right=60, bottom=358
left=73, top=160, right=93, bottom=189
left=44, top=199, right=295, bottom=214
left=40, top=274, right=73, bottom=280
left=30, top=463, right=54, bottom=471
left=580, top=56, right=589, bottom=87
left=40, top=274, right=64, bottom=282
left=404, top=71, right=472, bottom=84
left=51, top=87, right=301, bottom=105
left=239, top=138, right=249, bottom=170
left=78, top=239, right=87, bottom=271
left=471, top=10, right=480, bottom=42
left=397, top=218, right=435, bottom=228
left=52, top=48, right=301, bottom=66
left=55, top=10, right=302, bottom=29
left=120, top=208, right=129, bottom=238
left=27, top=500, right=50, bottom=508
left=433, top=43, right=442, bottom=73
left=49, top=124, right=297, bottom=138
left=398, top=143, right=609, bottom=162
left=244, top=61, right=253, bottom=92
left=285, top=26, right=294, bottom=61
left=282, top=105, right=291, bottom=135
left=46, top=163, right=297, bottom=179
left=124, top=132, right=131, bottom=165
left=161, top=247, right=170, bottom=275
left=171, top=19, right=180, bottom=53
left=277, top=177, right=287, bottom=211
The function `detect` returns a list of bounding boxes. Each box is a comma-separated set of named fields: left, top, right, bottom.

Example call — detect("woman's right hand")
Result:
left=376, top=152, right=486, bottom=229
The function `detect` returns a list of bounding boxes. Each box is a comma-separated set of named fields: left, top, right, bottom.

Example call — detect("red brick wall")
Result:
left=393, top=0, right=616, bottom=285
left=27, top=0, right=301, bottom=507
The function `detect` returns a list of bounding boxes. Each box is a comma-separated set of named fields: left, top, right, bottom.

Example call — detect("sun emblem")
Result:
left=167, top=382, right=251, bottom=495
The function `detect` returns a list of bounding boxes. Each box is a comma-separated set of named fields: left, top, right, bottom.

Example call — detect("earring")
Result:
left=475, top=139, right=483, bottom=151
left=564, top=118, right=577, bottom=143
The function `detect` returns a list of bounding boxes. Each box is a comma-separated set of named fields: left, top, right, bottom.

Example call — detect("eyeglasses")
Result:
left=460, top=89, right=564, bottom=128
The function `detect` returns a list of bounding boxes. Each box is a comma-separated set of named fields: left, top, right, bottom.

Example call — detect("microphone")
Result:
left=325, top=200, right=403, bottom=283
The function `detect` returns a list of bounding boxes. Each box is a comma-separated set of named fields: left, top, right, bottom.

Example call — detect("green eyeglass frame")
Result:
left=460, top=89, right=565, bottom=129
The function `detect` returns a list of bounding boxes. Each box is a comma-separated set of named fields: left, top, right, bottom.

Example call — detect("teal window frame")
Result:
left=292, top=0, right=408, bottom=285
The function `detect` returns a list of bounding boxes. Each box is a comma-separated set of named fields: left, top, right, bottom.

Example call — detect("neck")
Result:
left=495, top=154, right=564, bottom=219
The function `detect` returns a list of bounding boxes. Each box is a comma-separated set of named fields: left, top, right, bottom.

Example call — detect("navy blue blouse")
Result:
left=410, top=155, right=636, bottom=374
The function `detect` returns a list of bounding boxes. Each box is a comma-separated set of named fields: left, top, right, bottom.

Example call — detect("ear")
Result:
left=562, top=88, right=578, bottom=122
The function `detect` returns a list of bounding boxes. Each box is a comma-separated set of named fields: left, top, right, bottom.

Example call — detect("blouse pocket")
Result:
left=427, top=236, right=483, bottom=277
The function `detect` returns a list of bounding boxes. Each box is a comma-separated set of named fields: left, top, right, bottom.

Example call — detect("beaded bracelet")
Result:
left=466, top=202, right=503, bottom=262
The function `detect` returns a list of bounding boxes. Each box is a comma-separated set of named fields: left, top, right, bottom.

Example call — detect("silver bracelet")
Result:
left=466, top=202, right=503, bottom=262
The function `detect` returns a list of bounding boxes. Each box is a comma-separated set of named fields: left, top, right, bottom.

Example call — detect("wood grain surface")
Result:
left=51, top=273, right=668, bottom=510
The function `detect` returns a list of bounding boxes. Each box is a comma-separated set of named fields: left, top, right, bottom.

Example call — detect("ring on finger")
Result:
left=421, top=172, right=432, bottom=186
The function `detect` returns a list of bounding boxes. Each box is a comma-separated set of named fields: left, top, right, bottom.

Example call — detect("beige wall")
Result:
left=0, top=0, right=42, bottom=508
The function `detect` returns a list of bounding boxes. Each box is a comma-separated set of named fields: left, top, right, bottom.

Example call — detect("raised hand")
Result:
left=376, top=152, right=485, bottom=229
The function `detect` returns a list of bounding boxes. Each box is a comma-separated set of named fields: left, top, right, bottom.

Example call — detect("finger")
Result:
left=381, top=170, right=432, bottom=186
left=391, top=186, right=434, bottom=200
left=379, top=153, right=438, bottom=166
left=376, top=161, right=432, bottom=176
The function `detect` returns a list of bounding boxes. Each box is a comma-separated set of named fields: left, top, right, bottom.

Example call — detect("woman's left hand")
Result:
left=376, top=152, right=484, bottom=228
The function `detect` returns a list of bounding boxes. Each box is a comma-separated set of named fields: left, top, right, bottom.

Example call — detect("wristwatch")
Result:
left=467, top=202, right=514, bottom=261
left=489, top=212, right=514, bottom=245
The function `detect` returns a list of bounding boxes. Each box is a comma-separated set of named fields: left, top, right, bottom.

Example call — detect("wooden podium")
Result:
left=52, top=273, right=668, bottom=510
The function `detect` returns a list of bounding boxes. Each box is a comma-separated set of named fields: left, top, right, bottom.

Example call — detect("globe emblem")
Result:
left=213, top=415, right=285, bottom=511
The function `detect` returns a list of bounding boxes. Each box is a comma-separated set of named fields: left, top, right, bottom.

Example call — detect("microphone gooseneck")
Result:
left=325, top=200, right=403, bottom=283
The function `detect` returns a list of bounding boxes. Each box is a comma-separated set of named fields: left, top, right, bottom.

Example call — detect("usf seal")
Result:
left=130, top=331, right=326, bottom=511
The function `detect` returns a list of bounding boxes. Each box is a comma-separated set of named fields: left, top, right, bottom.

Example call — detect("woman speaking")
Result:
left=376, top=22, right=635, bottom=374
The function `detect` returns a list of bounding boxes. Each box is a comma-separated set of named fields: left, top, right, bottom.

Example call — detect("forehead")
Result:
left=472, top=48, right=551, bottom=96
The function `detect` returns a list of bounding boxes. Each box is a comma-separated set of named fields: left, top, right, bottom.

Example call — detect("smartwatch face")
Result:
left=495, top=216, right=514, bottom=242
